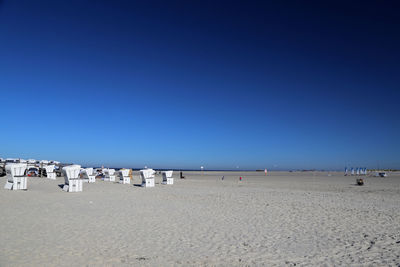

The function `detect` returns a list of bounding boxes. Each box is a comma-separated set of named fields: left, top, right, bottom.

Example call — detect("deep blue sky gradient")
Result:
left=1, top=0, right=399, bottom=170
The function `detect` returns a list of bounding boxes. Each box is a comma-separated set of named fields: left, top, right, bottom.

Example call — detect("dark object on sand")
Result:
left=374, top=172, right=387, bottom=178
left=55, top=168, right=62, bottom=177
left=356, top=178, right=364, bottom=186
left=0, top=166, right=5, bottom=177
left=180, top=171, right=185, bottom=179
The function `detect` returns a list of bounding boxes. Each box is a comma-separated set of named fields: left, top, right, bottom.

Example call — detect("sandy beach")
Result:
left=1, top=171, right=399, bottom=266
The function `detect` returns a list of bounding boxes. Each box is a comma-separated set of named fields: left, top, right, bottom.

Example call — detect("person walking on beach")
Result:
left=222, top=176, right=224, bottom=181
left=239, top=176, right=242, bottom=181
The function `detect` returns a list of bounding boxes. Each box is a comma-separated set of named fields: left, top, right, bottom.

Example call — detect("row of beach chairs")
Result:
left=4, top=163, right=174, bottom=192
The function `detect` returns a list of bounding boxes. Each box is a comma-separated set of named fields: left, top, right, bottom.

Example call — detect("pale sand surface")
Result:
left=1, top=171, right=400, bottom=266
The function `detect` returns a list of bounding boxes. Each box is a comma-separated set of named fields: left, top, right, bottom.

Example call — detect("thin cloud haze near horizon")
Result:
left=1, top=0, right=399, bottom=170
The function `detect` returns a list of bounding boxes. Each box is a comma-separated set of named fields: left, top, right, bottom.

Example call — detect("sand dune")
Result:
left=1, top=171, right=399, bottom=266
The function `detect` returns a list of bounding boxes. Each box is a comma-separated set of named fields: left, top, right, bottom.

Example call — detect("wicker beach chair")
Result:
left=162, top=170, right=174, bottom=185
left=44, top=165, right=57, bottom=179
left=81, top=168, right=96, bottom=183
left=4, top=163, right=27, bottom=190
left=103, top=168, right=116, bottom=182
left=119, top=169, right=131, bottom=184
left=140, top=169, right=155, bottom=187
left=62, top=165, right=83, bottom=192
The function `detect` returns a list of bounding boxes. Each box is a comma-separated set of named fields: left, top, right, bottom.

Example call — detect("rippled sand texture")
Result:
left=1, top=171, right=399, bottom=266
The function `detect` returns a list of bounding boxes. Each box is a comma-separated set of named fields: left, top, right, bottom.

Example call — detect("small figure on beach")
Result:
left=239, top=176, right=242, bottom=181
left=180, top=171, right=185, bottom=179
left=356, top=178, right=364, bottom=186
left=222, top=176, right=224, bottom=180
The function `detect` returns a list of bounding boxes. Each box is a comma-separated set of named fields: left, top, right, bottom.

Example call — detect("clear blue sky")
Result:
left=1, top=0, right=399, bottom=170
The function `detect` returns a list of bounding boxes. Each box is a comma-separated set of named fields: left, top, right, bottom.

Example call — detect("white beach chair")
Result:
left=140, top=169, right=155, bottom=187
left=162, top=170, right=174, bottom=185
left=44, top=165, right=56, bottom=179
left=4, top=163, right=27, bottom=190
left=119, top=169, right=131, bottom=184
left=87, top=168, right=96, bottom=183
left=62, top=165, right=83, bottom=192
left=81, top=168, right=96, bottom=183
left=103, top=168, right=116, bottom=182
